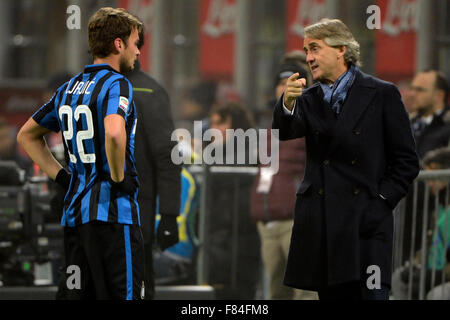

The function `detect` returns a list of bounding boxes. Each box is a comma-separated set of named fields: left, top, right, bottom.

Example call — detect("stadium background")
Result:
left=0, top=0, right=448, bottom=130
left=0, top=0, right=449, bottom=300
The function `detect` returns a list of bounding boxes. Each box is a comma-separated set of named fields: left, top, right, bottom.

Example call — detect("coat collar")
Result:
left=305, top=70, right=377, bottom=157
left=327, top=70, right=377, bottom=156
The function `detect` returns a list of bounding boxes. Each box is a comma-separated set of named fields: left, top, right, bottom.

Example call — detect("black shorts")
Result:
left=63, top=221, right=144, bottom=300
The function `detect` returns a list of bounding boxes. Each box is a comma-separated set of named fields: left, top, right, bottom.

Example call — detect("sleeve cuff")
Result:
left=283, top=100, right=296, bottom=115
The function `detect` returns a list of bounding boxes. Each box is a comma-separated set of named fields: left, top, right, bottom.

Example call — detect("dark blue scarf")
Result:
left=320, top=64, right=358, bottom=115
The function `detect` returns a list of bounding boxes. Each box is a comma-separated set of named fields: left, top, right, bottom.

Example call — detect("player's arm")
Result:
left=104, top=114, right=126, bottom=182
left=17, top=118, right=63, bottom=180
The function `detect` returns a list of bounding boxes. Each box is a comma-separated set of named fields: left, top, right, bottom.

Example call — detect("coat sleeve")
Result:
left=138, top=86, right=181, bottom=216
left=378, top=83, right=420, bottom=209
left=272, top=93, right=307, bottom=140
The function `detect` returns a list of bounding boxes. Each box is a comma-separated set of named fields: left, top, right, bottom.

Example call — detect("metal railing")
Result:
left=190, top=166, right=450, bottom=300
left=392, top=169, right=450, bottom=300
left=187, top=165, right=259, bottom=292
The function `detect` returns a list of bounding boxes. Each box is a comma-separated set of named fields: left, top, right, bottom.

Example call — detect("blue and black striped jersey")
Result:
left=33, top=64, right=140, bottom=227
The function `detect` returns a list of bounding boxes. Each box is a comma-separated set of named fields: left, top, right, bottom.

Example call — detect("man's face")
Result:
left=303, top=37, right=345, bottom=83
left=409, top=72, right=437, bottom=115
left=119, top=28, right=140, bottom=73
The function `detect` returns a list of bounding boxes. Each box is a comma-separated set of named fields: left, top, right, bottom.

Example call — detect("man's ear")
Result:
left=337, top=45, right=346, bottom=59
left=114, top=38, right=123, bottom=53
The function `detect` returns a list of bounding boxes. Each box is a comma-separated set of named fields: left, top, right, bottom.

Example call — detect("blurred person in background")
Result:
left=206, top=102, right=261, bottom=299
left=180, top=80, right=218, bottom=132
left=250, top=57, right=317, bottom=300
left=391, top=147, right=450, bottom=300
left=402, top=71, right=450, bottom=267
left=410, top=70, right=450, bottom=159
left=17, top=7, right=144, bottom=299
left=273, top=18, right=419, bottom=300
left=124, top=25, right=181, bottom=300
left=397, top=79, right=416, bottom=119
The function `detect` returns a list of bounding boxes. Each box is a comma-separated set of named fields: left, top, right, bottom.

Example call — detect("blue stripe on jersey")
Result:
left=96, top=181, right=111, bottom=221
left=124, top=225, right=133, bottom=300
left=117, top=196, right=133, bottom=224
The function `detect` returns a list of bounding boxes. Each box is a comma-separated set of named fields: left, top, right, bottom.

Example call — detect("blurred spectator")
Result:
left=181, top=80, right=218, bottom=129
left=397, top=79, right=416, bottom=118
left=280, top=50, right=311, bottom=85
left=391, top=147, right=450, bottom=300
left=0, top=118, right=32, bottom=174
left=410, top=70, right=450, bottom=159
left=250, top=59, right=317, bottom=300
left=205, top=102, right=261, bottom=299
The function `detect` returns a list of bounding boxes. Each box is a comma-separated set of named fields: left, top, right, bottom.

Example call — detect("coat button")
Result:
left=315, top=130, right=320, bottom=135
left=353, top=188, right=360, bottom=195
left=318, top=188, right=324, bottom=195
left=354, top=129, right=361, bottom=135
left=351, top=158, right=357, bottom=165
left=323, top=160, right=330, bottom=165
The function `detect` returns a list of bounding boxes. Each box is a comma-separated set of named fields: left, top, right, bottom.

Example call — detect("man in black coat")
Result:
left=272, top=19, right=420, bottom=300
left=125, top=30, right=181, bottom=300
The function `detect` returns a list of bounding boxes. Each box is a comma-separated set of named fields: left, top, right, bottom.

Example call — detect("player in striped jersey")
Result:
left=17, top=7, right=144, bottom=300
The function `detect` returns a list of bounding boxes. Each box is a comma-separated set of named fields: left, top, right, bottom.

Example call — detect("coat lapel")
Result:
left=326, top=71, right=377, bottom=157
left=304, top=84, right=337, bottom=137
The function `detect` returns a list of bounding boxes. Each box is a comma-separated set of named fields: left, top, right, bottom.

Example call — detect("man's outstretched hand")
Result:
left=283, top=73, right=307, bottom=111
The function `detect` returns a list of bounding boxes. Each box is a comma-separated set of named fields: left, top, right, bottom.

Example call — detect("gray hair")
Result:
left=304, top=19, right=361, bottom=67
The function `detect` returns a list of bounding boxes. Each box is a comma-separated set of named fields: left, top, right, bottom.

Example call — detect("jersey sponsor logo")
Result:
left=119, top=96, right=129, bottom=113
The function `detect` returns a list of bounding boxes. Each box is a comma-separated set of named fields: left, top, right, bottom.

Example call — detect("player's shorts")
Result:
left=63, top=221, right=144, bottom=300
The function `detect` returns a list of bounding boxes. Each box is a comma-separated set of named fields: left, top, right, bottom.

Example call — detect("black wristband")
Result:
left=55, top=168, right=71, bottom=190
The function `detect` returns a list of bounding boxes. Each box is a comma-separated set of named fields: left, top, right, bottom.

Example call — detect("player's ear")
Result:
left=114, top=38, right=123, bottom=52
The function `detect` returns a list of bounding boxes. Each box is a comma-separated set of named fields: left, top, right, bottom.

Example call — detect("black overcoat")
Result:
left=272, top=70, right=420, bottom=290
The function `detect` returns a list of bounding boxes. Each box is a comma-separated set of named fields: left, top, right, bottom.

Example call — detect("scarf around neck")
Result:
left=320, top=63, right=358, bottom=115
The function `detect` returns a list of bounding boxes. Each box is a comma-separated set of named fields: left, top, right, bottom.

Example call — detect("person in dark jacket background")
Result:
left=410, top=70, right=450, bottom=159
left=125, top=27, right=181, bottom=300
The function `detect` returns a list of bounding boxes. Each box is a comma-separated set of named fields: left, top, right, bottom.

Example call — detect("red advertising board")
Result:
left=199, top=0, right=236, bottom=79
left=286, top=0, right=327, bottom=52
left=376, top=0, right=417, bottom=81
left=117, top=0, right=153, bottom=72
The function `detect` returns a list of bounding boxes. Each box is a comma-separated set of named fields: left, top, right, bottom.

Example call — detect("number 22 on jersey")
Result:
left=59, top=105, right=96, bottom=164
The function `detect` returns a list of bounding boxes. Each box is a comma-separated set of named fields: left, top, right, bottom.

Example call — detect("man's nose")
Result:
left=306, top=52, right=314, bottom=63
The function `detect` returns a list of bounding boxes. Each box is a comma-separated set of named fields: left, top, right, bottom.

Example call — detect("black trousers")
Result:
left=63, top=221, right=144, bottom=300
left=317, top=281, right=390, bottom=300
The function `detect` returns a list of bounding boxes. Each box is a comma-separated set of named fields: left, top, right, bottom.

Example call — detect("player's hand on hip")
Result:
left=283, top=73, right=306, bottom=110
left=110, top=172, right=139, bottom=195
